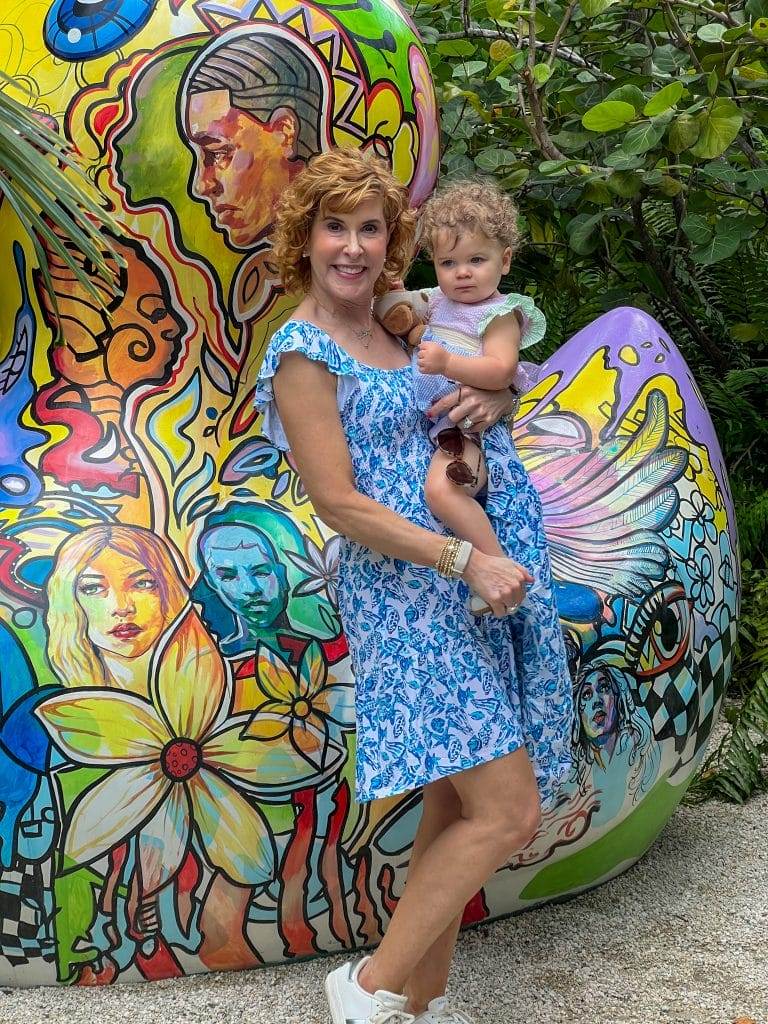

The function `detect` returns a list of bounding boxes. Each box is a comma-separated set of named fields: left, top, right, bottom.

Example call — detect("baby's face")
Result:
left=433, top=228, right=511, bottom=304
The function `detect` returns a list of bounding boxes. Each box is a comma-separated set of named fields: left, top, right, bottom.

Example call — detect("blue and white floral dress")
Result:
left=254, top=319, right=573, bottom=807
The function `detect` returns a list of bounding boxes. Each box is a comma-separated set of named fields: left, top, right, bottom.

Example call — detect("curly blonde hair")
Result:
left=272, top=147, right=417, bottom=297
left=419, top=179, right=521, bottom=258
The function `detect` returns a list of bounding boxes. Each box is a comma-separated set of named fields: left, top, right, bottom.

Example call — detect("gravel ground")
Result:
left=2, top=787, right=766, bottom=1024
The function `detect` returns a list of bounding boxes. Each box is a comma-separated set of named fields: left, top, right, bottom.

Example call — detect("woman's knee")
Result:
left=471, top=796, right=541, bottom=859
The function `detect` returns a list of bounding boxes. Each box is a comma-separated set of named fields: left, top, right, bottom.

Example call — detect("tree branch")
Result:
left=661, top=0, right=705, bottom=73
left=548, top=1, right=578, bottom=67
left=436, top=28, right=612, bottom=80
left=669, top=0, right=738, bottom=27
left=631, top=197, right=721, bottom=364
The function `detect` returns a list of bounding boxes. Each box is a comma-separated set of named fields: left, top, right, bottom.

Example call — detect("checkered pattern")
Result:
left=0, top=860, right=55, bottom=966
left=670, top=620, right=735, bottom=780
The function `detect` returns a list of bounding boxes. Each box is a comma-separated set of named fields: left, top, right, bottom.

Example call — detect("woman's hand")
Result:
left=428, top=384, right=516, bottom=432
left=462, top=549, right=534, bottom=617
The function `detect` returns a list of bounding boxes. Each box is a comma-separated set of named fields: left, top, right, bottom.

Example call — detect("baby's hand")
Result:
left=416, top=340, right=448, bottom=375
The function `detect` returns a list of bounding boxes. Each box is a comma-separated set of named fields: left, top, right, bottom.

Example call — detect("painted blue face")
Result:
left=578, top=669, right=619, bottom=745
left=201, top=525, right=288, bottom=630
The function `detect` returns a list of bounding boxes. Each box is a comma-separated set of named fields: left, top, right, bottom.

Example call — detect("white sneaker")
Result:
left=324, top=956, right=415, bottom=1024
left=412, top=996, right=475, bottom=1023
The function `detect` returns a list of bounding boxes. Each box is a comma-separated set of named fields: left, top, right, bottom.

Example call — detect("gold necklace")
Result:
left=313, top=296, right=375, bottom=349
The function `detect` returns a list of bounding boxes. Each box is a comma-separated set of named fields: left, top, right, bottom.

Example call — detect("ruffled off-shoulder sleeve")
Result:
left=478, top=293, right=546, bottom=351
left=253, top=321, right=359, bottom=451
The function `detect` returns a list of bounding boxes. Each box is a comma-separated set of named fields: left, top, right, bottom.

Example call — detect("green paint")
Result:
left=520, top=775, right=688, bottom=901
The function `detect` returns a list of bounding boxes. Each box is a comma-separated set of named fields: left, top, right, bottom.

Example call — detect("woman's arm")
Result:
left=271, top=350, right=533, bottom=613
left=272, top=351, right=449, bottom=567
left=416, top=312, right=521, bottom=391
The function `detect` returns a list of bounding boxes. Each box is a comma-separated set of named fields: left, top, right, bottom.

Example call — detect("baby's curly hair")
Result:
left=419, top=179, right=521, bottom=258
left=272, top=148, right=417, bottom=297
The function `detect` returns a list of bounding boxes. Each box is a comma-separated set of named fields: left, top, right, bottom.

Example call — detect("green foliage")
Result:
left=410, top=0, right=768, bottom=796
left=0, top=72, right=122, bottom=335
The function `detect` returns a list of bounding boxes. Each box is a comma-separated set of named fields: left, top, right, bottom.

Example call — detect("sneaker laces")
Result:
left=371, top=1010, right=415, bottom=1024
left=422, top=997, right=474, bottom=1023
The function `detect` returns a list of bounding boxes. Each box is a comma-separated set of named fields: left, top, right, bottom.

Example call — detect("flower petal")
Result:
left=255, top=646, right=297, bottom=703
left=189, top=768, right=276, bottom=886
left=317, top=682, right=356, bottom=729
left=154, top=608, right=226, bottom=741
left=138, top=784, right=191, bottom=897
left=240, top=712, right=290, bottom=742
left=64, top=763, right=170, bottom=867
left=36, top=690, right=168, bottom=765
left=298, top=641, right=326, bottom=699
left=204, top=716, right=344, bottom=799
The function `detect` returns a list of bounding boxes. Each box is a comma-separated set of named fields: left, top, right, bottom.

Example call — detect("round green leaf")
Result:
left=606, top=84, right=646, bottom=112
left=668, top=113, right=701, bottom=152
left=567, top=212, right=603, bottom=254
left=689, top=99, right=743, bottom=159
left=655, top=175, right=683, bottom=196
left=621, top=118, right=668, bottom=154
left=681, top=214, right=712, bottom=245
left=697, top=23, right=727, bottom=43
left=607, top=170, right=643, bottom=197
left=581, top=0, right=617, bottom=15
left=533, top=63, right=553, bottom=85
left=582, top=100, right=636, bottom=132
left=643, top=82, right=684, bottom=117
left=692, top=233, right=742, bottom=264
left=752, top=17, right=768, bottom=40
left=730, top=323, right=760, bottom=342
left=474, top=148, right=516, bottom=172
left=437, top=40, right=477, bottom=57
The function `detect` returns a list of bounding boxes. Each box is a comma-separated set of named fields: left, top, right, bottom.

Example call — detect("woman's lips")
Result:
left=109, top=623, right=142, bottom=639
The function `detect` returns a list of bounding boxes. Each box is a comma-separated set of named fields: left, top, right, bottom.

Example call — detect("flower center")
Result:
left=293, top=698, right=312, bottom=719
left=161, top=739, right=202, bottom=782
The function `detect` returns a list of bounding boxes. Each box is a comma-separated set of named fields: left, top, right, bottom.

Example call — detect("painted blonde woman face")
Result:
left=75, top=549, right=166, bottom=660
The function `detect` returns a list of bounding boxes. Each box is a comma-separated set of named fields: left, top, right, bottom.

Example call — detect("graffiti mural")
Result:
left=0, top=0, right=738, bottom=988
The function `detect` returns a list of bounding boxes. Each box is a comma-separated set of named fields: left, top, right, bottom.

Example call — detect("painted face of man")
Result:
left=202, top=525, right=289, bottom=629
left=186, top=88, right=298, bottom=248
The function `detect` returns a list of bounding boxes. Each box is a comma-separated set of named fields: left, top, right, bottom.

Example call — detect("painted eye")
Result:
left=626, top=582, right=691, bottom=681
left=45, top=0, right=157, bottom=61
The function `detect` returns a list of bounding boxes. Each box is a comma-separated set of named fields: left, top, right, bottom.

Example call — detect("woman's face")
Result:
left=578, top=669, right=619, bottom=743
left=307, top=197, right=389, bottom=308
left=75, top=549, right=166, bottom=660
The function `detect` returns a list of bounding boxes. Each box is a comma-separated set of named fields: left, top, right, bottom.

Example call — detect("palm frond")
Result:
left=687, top=670, right=768, bottom=804
left=0, top=73, right=123, bottom=339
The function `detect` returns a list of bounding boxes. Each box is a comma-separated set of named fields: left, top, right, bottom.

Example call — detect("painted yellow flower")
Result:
left=36, top=621, right=343, bottom=896
left=244, top=642, right=354, bottom=768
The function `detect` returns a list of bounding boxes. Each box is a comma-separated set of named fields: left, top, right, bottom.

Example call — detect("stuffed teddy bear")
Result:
left=373, top=287, right=431, bottom=349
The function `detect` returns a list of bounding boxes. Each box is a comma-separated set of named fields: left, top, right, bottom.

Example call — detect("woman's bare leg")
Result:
left=401, top=779, right=464, bottom=1014
left=357, top=747, right=541, bottom=998
left=424, top=445, right=504, bottom=557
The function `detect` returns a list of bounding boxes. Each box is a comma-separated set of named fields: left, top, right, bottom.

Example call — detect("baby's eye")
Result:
left=439, top=260, right=454, bottom=268
left=471, top=256, right=486, bottom=264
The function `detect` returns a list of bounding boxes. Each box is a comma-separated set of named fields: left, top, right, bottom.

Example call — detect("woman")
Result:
left=254, top=149, right=573, bottom=1024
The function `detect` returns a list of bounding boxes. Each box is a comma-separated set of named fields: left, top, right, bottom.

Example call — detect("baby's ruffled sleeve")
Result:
left=478, top=293, right=546, bottom=351
left=253, top=321, right=359, bottom=451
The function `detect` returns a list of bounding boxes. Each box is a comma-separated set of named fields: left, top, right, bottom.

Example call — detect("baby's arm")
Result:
left=417, top=311, right=521, bottom=389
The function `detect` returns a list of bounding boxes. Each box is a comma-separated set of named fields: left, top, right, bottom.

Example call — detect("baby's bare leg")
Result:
left=424, top=442, right=504, bottom=556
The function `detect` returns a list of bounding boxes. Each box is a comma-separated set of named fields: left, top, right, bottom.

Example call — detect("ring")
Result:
left=505, top=602, right=520, bottom=613
left=460, top=416, right=474, bottom=430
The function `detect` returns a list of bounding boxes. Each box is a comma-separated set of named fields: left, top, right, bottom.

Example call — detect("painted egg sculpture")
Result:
left=0, top=0, right=738, bottom=988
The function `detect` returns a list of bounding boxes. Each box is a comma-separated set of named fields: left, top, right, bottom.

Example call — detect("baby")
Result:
left=411, top=180, right=546, bottom=613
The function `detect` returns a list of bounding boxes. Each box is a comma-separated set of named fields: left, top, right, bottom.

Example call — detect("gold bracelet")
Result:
left=435, top=537, right=461, bottom=578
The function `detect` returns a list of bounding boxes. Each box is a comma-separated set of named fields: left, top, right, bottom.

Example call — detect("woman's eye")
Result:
left=134, top=578, right=157, bottom=590
left=78, top=583, right=103, bottom=596
left=326, top=221, right=342, bottom=231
